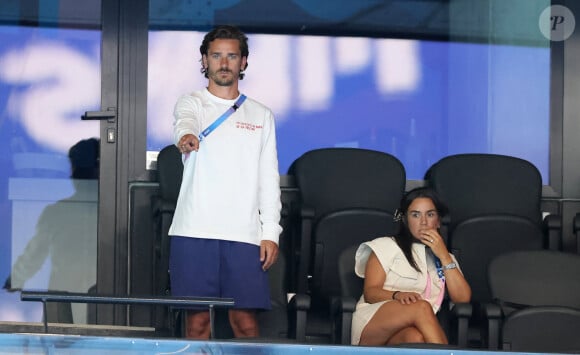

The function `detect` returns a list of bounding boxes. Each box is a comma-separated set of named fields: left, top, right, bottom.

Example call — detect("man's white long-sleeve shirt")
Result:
left=168, top=88, right=282, bottom=246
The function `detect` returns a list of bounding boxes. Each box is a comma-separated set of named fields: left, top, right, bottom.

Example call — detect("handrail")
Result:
left=20, top=290, right=234, bottom=337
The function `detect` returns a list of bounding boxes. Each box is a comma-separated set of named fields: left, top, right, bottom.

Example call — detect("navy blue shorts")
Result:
left=169, top=236, right=271, bottom=310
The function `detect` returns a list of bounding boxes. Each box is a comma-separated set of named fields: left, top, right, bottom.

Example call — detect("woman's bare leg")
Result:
left=387, top=326, right=425, bottom=345
left=359, top=300, right=447, bottom=346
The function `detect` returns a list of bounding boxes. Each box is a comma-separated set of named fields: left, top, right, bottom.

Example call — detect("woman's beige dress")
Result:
left=351, top=236, right=459, bottom=345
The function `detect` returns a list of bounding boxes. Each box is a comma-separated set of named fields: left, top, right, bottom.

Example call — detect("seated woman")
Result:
left=351, top=187, right=471, bottom=346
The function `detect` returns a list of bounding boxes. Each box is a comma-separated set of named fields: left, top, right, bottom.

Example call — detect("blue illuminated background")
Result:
left=0, top=27, right=550, bottom=181
left=146, top=31, right=550, bottom=181
left=0, top=26, right=550, bottom=322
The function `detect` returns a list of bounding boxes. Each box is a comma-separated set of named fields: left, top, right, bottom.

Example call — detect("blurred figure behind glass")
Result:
left=4, top=138, right=99, bottom=324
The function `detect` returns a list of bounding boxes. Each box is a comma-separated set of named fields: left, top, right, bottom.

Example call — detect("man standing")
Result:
left=168, top=25, right=282, bottom=339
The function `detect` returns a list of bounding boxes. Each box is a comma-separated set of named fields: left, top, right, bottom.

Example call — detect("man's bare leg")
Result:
left=229, top=309, right=259, bottom=338
left=185, top=310, right=211, bottom=339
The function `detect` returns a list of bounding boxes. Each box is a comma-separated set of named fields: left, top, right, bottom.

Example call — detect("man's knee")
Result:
left=229, top=310, right=259, bottom=337
left=186, top=311, right=210, bottom=339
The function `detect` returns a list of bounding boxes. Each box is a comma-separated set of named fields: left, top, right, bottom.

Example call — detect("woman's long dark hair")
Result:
left=393, top=187, right=449, bottom=272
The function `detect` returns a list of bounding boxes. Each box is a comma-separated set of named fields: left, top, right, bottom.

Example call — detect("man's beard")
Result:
left=210, top=69, right=236, bottom=86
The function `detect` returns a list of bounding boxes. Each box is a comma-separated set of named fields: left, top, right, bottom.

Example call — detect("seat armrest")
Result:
left=451, top=302, right=472, bottom=318
left=281, top=201, right=289, bottom=218
left=483, top=303, right=502, bottom=319
left=336, top=296, right=357, bottom=313
left=331, top=296, right=357, bottom=345
left=296, top=205, right=315, bottom=293
left=543, top=213, right=561, bottom=251
left=288, top=293, right=310, bottom=342
left=300, top=206, right=315, bottom=219
left=574, top=213, right=580, bottom=253
left=449, top=302, right=472, bottom=348
left=289, top=293, right=310, bottom=311
left=574, top=213, right=580, bottom=233
left=151, top=196, right=177, bottom=216
left=483, top=303, right=503, bottom=350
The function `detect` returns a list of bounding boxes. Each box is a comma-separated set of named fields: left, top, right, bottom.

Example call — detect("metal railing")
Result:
left=21, top=290, right=234, bottom=337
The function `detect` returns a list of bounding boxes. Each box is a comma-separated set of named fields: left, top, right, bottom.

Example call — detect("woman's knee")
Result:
left=414, top=300, right=436, bottom=317
left=401, top=327, right=425, bottom=343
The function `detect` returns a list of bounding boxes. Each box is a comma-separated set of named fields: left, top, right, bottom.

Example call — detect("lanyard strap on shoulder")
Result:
left=199, top=94, right=247, bottom=141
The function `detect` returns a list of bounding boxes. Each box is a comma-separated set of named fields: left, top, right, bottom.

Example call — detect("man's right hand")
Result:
left=178, top=134, right=199, bottom=154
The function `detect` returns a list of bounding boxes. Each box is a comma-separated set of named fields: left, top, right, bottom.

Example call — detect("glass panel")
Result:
left=146, top=29, right=550, bottom=181
left=0, top=3, right=101, bottom=324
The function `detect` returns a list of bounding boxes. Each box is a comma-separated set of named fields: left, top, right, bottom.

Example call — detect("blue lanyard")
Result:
left=199, top=94, right=247, bottom=141
left=434, top=257, right=445, bottom=282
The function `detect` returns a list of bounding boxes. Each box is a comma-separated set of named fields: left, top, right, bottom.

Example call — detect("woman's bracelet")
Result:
left=392, top=291, right=400, bottom=300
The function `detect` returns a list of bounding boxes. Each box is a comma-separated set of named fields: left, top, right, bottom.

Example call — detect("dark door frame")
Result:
left=96, top=0, right=149, bottom=325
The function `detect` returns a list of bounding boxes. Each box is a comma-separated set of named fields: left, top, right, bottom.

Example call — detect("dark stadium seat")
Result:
left=485, top=250, right=580, bottom=352
left=425, top=153, right=561, bottom=347
left=287, top=147, right=406, bottom=343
